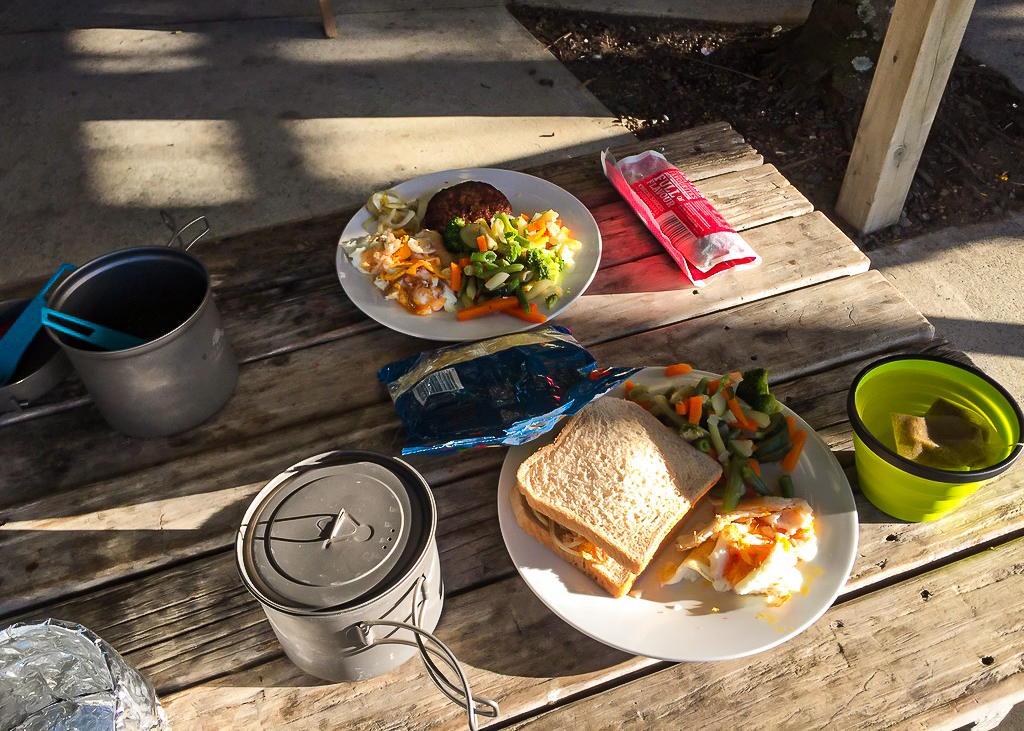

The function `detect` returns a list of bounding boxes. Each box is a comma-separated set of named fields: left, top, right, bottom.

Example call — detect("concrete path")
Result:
left=0, top=1, right=631, bottom=285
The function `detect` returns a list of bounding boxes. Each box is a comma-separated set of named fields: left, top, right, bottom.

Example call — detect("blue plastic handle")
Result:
left=0, top=263, right=77, bottom=386
left=41, top=308, right=146, bottom=351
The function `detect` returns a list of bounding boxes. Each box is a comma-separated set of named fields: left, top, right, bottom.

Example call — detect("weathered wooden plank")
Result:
left=836, top=0, right=976, bottom=233
left=0, top=133, right=770, bottom=426
left=0, top=213, right=862, bottom=505
left=154, top=537, right=1024, bottom=731
left=525, top=120, right=764, bottom=211
left=0, top=276, right=933, bottom=618
left=583, top=270, right=932, bottom=376
left=592, top=209, right=861, bottom=293
left=208, top=164, right=809, bottom=365
left=10, top=340, right=1021, bottom=701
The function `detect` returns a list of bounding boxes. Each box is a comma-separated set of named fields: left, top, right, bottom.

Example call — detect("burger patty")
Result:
left=422, top=181, right=513, bottom=232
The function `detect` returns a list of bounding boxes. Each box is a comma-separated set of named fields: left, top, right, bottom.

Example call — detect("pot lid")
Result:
left=240, top=457, right=418, bottom=610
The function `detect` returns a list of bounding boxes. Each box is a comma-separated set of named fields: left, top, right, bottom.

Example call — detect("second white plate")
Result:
left=497, top=367, right=859, bottom=662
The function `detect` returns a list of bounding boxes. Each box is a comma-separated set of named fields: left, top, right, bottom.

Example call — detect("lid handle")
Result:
left=356, top=577, right=499, bottom=731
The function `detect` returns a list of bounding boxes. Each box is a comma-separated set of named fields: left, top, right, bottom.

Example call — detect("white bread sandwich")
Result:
left=512, top=396, right=723, bottom=597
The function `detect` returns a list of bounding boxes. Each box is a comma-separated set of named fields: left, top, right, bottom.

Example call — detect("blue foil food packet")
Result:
left=378, top=326, right=640, bottom=454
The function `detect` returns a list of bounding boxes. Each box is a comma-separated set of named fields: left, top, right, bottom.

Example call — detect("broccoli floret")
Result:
left=503, top=238, right=523, bottom=262
left=442, top=217, right=467, bottom=254
left=523, top=248, right=560, bottom=281
left=753, top=393, right=781, bottom=414
left=735, top=368, right=769, bottom=405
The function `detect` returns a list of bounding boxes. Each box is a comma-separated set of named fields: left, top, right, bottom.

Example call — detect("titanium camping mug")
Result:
left=42, top=216, right=238, bottom=437
left=236, top=450, right=499, bottom=731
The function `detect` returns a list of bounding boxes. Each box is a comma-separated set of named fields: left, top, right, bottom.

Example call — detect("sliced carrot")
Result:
left=687, top=396, right=703, bottom=425
left=623, top=379, right=635, bottom=394
left=664, top=363, right=693, bottom=377
left=526, top=218, right=545, bottom=233
left=456, top=297, right=518, bottom=321
left=728, top=370, right=743, bottom=383
left=476, top=235, right=488, bottom=253
left=675, top=401, right=688, bottom=417
left=458, top=256, right=470, bottom=269
left=707, top=378, right=721, bottom=394
left=504, top=308, right=547, bottom=324
left=785, top=415, right=797, bottom=439
left=726, top=397, right=756, bottom=431
left=449, top=262, right=460, bottom=292
left=748, top=458, right=761, bottom=477
left=782, top=429, right=808, bottom=472
left=708, top=449, right=718, bottom=462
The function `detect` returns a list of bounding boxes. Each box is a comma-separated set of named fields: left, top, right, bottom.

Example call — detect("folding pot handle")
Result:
left=160, top=211, right=211, bottom=252
left=356, top=576, right=499, bottom=731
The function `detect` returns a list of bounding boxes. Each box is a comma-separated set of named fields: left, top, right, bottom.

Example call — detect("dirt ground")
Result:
left=510, top=5, right=1024, bottom=249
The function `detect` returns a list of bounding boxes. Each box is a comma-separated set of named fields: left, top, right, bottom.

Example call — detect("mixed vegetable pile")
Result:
left=443, top=211, right=580, bottom=323
left=343, top=188, right=582, bottom=323
left=624, top=366, right=808, bottom=511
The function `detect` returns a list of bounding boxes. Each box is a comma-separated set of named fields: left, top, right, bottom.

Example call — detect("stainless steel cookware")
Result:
left=237, top=450, right=498, bottom=731
left=43, top=216, right=237, bottom=437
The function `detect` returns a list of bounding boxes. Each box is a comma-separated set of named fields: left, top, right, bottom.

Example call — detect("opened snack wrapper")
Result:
left=602, top=149, right=761, bottom=286
left=378, top=326, right=639, bottom=454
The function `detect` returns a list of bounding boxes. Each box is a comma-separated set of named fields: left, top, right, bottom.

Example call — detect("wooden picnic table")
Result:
left=1, top=122, right=1022, bottom=731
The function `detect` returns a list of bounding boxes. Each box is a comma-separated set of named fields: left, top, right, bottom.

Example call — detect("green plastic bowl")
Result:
left=848, top=355, right=1023, bottom=522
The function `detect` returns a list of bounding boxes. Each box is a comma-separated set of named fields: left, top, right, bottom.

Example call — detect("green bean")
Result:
left=626, top=385, right=651, bottom=402
left=470, top=250, right=497, bottom=264
left=753, top=412, right=787, bottom=440
left=778, top=474, right=795, bottom=498
left=741, top=464, right=772, bottom=496
left=514, top=286, right=530, bottom=313
left=753, top=430, right=791, bottom=459
left=755, top=444, right=790, bottom=463
left=650, top=394, right=686, bottom=427
left=693, top=377, right=710, bottom=396
left=693, top=437, right=712, bottom=453
left=493, top=264, right=524, bottom=275
left=679, top=424, right=709, bottom=442
left=668, top=384, right=695, bottom=405
left=708, top=418, right=728, bottom=457
left=721, top=458, right=745, bottom=512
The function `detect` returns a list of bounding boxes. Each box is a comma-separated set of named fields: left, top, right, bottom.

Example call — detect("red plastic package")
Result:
left=602, top=149, right=761, bottom=286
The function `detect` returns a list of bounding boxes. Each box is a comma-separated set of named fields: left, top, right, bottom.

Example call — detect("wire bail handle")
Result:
left=355, top=575, right=499, bottom=731
left=160, top=211, right=211, bottom=251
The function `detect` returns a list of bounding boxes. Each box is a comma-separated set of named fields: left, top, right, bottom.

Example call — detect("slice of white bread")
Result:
left=510, top=480, right=638, bottom=598
left=516, top=396, right=723, bottom=575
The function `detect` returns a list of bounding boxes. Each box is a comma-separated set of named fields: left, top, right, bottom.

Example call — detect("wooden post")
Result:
left=836, top=0, right=975, bottom=234
left=318, top=0, right=338, bottom=39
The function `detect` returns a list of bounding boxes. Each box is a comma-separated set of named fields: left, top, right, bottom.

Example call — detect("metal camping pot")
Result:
left=237, top=450, right=498, bottom=731
left=43, top=216, right=238, bottom=437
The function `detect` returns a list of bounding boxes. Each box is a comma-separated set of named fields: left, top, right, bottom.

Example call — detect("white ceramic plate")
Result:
left=497, top=367, right=859, bottom=662
left=335, top=168, right=602, bottom=342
